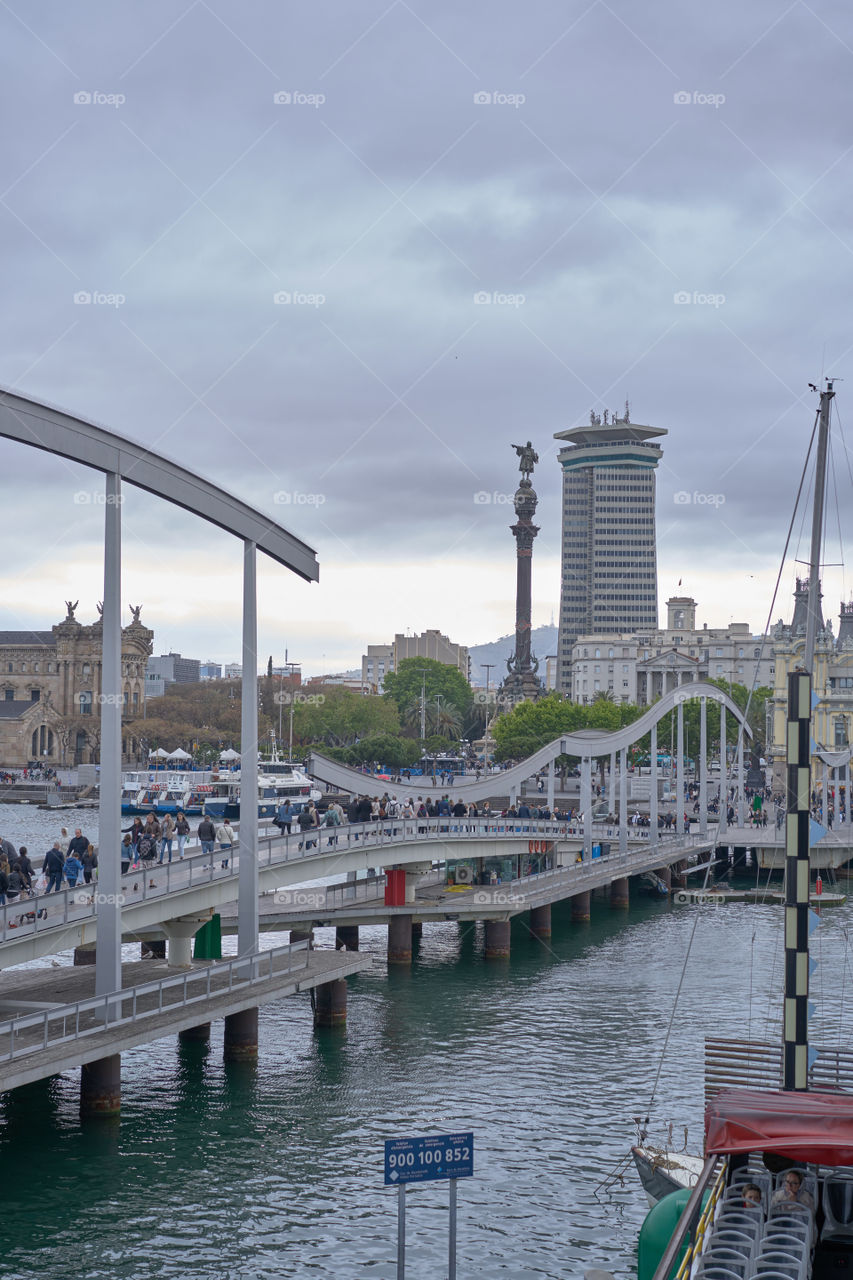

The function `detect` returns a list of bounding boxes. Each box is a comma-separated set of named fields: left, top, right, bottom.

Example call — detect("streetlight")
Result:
left=278, top=655, right=300, bottom=759
left=482, top=663, right=495, bottom=766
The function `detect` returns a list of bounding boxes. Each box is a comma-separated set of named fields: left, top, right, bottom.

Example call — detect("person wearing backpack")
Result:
left=323, top=804, right=340, bottom=846
left=197, top=816, right=216, bottom=859
left=297, top=806, right=314, bottom=850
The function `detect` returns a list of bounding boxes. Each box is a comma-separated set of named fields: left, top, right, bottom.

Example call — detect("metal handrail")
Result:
left=0, top=939, right=310, bottom=1062
left=652, top=1154, right=727, bottom=1280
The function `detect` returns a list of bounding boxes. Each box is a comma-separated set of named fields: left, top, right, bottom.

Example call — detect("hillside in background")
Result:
left=468, top=624, right=558, bottom=685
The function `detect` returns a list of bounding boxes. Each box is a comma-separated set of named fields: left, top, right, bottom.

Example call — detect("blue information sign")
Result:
left=384, top=1132, right=474, bottom=1185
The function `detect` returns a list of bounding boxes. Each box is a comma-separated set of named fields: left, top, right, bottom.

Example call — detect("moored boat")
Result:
left=202, top=767, right=321, bottom=820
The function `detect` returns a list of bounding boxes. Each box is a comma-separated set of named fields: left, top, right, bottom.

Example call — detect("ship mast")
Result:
left=783, top=378, right=834, bottom=1091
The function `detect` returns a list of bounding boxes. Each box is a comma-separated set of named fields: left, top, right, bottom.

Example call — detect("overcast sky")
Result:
left=1, top=0, right=852, bottom=676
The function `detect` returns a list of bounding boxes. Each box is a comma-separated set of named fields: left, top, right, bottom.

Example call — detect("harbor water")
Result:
left=0, top=797, right=850, bottom=1279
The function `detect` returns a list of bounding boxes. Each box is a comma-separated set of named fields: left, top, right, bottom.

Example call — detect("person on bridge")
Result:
left=121, top=834, right=134, bottom=875
left=80, top=844, right=97, bottom=885
left=123, top=817, right=143, bottom=852
left=175, top=811, right=190, bottom=858
left=16, top=848, right=33, bottom=890
left=159, top=815, right=175, bottom=863
left=67, top=829, right=89, bottom=862
left=276, top=800, right=295, bottom=834
left=197, top=816, right=216, bottom=859
left=42, top=842, right=65, bottom=893
left=323, top=803, right=341, bottom=844
left=64, top=852, right=83, bottom=888
left=215, top=819, right=234, bottom=867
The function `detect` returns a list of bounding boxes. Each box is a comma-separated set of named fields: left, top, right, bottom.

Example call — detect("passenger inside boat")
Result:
left=640, top=1089, right=853, bottom=1280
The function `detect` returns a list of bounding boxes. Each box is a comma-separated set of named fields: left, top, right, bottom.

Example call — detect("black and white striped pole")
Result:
left=783, top=669, right=811, bottom=1091
left=783, top=378, right=833, bottom=1091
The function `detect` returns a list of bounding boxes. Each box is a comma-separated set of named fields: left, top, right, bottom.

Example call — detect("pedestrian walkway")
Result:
left=0, top=943, right=370, bottom=1093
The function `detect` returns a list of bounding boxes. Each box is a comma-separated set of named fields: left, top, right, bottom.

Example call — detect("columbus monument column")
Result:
left=500, top=441, right=544, bottom=703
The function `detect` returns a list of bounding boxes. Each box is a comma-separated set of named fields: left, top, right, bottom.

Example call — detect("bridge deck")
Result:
left=0, top=946, right=371, bottom=1092
left=215, top=836, right=717, bottom=930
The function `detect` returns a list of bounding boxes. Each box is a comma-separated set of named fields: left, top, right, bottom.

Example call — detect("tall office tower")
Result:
left=555, top=407, right=666, bottom=692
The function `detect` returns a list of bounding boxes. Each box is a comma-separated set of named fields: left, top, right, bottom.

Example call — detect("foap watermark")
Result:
left=273, top=889, right=325, bottom=907
left=473, top=490, right=514, bottom=505
left=95, top=693, right=126, bottom=707
left=274, top=691, right=326, bottom=707
left=74, top=290, right=126, bottom=307
left=674, top=889, right=725, bottom=906
left=273, top=490, right=326, bottom=506
left=472, top=890, right=522, bottom=906
left=273, top=90, right=325, bottom=108
left=673, top=291, right=725, bottom=307
left=473, top=290, right=525, bottom=307
left=673, top=490, right=725, bottom=507
left=73, top=90, right=125, bottom=108
left=273, top=290, right=325, bottom=307
left=673, top=90, right=725, bottom=108
left=75, top=890, right=125, bottom=906
left=473, top=91, right=525, bottom=108
left=74, top=490, right=125, bottom=505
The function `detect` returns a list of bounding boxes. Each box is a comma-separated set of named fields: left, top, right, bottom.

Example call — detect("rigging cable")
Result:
left=640, top=403, right=822, bottom=1125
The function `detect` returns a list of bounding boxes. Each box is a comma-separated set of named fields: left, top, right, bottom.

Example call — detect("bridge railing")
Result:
left=0, top=940, right=310, bottom=1059
left=0, top=819, right=710, bottom=948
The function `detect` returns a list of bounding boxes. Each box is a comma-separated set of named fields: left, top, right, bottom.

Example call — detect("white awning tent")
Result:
left=219, top=749, right=241, bottom=761
left=148, top=748, right=169, bottom=758
left=166, top=748, right=192, bottom=760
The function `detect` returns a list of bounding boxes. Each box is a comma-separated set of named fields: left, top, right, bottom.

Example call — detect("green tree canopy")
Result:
left=383, top=658, right=473, bottom=736
left=346, top=734, right=421, bottom=768
left=491, top=694, right=644, bottom=761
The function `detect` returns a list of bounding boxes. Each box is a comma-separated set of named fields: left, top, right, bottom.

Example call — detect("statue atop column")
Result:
left=512, top=441, right=538, bottom=480
left=500, top=441, right=544, bottom=705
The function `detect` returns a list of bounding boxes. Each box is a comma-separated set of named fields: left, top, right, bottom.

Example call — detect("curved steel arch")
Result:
left=556, top=681, right=751, bottom=758
left=309, top=681, right=752, bottom=801
left=0, top=389, right=318, bottom=580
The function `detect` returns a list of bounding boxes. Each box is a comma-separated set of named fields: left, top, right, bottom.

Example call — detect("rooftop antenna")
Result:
left=624, top=398, right=630, bottom=423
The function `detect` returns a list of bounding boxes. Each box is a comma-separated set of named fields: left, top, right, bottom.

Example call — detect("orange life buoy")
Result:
left=528, top=840, right=535, bottom=854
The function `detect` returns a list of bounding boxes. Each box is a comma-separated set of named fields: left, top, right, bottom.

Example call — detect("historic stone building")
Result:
left=0, top=602, right=153, bottom=766
left=768, top=579, right=853, bottom=791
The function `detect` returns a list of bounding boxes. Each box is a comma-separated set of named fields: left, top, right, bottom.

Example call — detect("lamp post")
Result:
left=483, top=663, right=495, bottom=765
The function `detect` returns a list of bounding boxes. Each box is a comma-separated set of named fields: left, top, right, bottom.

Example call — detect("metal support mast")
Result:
left=784, top=378, right=833, bottom=1091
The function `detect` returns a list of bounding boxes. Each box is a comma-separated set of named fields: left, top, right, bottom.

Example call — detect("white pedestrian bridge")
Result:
left=0, top=817, right=702, bottom=968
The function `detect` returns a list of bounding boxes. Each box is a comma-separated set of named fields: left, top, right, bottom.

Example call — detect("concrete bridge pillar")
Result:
left=388, top=914, right=412, bottom=965
left=484, top=919, right=511, bottom=959
left=179, top=1022, right=211, bottom=1044
left=224, top=1007, right=258, bottom=1061
left=141, top=940, right=166, bottom=959
left=609, top=877, right=629, bottom=909
left=571, top=890, right=591, bottom=921
left=290, top=928, right=314, bottom=947
left=80, top=1053, right=121, bottom=1118
left=714, top=845, right=730, bottom=879
left=335, top=925, right=359, bottom=951
left=74, top=945, right=97, bottom=965
left=162, top=916, right=208, bottom=969
left=673, top=860, right=688, bottom=888
left=530, top=904, right=551, bottom=938
left=656, top=866, right=672, bottom=890
left=314, top=978, right=347, bottom=1028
